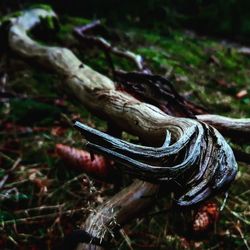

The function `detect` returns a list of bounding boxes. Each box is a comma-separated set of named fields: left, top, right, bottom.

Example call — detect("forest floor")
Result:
left=0, top=10, right=250, bottom=250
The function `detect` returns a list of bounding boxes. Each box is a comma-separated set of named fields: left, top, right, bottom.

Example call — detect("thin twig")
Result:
left=47, top=173, right=88, bottom=198
left=7, top=157, right=22, bottom=173
left=119, top=229, right=134, bottom=250
left=0, top=175, right=8, bottom=189
left=14, top=204, right=65, bottom=215
left=225, top=205, right=250, bottom=225
left=1, top=207, right=88, bottom=225
left=234, top=222, right=250, bottom=250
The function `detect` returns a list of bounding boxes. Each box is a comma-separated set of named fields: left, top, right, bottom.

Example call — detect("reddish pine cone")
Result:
left=193, top=201, right=219, bottom=232
left=56, top=144, right=114, bottom=181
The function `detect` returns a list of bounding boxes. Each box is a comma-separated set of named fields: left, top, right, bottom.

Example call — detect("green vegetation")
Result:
left=0, top=10, right=249, bottom=250
left=127, top=28, right=250, bottom=118
left=28, top=4, right=52, bottom=12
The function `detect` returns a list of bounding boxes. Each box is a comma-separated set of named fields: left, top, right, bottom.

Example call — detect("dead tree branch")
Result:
left=115, top=71, right=250, bottom=142
left=4, top=8, right=239, bottom=249
left=73, top=20, right=250, bottom=143
left=74, top=20, right=149, bottom=73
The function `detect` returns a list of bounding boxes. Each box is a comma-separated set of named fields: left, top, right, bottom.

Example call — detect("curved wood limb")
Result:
left=115, top=71, right=250, bottom=141
left=4, top=8, right=238, bottom=249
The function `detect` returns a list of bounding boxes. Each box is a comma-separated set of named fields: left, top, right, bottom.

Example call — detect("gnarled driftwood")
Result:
left=4, top=8, right=241, bottom=250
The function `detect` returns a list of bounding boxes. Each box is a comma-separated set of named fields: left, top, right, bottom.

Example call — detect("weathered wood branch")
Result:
left=115, top=71, right=250, bottom=141
left=73, top=20, right=148, bottom=72
left=71, top=24, right=250, bottom=142
left=197, top=114, right=250, bottom=140
left=74, top=119, right=238, bottom=207
left=76, top=181, right=159, bottom=250
left=4, top=8, right=239, bottom=250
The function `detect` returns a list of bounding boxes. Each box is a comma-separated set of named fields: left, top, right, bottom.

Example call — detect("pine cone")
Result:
left=193, top=201, right=219, bottom=232
left=56, top=144, right=115, bottom=181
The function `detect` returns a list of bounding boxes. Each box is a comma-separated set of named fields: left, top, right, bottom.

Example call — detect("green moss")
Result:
left=126, top=26, right=250, bottom=119
left=28, top=4, right=52, bottom=12
left=57, top=16, right=91, bottom=41
left=0, top=11, right=22, bottom=23
left=43, top=15, right=55, bottom=30
left=7, top=99, right=61, bottom=125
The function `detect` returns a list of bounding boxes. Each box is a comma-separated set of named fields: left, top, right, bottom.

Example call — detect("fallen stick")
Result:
left=73, top=20, right=148, bottom=73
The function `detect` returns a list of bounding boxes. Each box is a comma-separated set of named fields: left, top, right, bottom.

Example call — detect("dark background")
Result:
left=1, top=0, right=250, bottom=44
